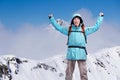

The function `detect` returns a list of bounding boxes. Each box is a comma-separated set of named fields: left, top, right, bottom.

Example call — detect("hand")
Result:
left=48, top=14, right=53, bottom=19
left=99, top=12, right=104, bottom=17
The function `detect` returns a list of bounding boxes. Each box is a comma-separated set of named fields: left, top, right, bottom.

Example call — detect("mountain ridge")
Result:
left=0, top=46, right=120, bottom=80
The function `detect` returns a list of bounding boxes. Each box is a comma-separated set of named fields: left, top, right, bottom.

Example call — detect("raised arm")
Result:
left=85, top=12, right=104, bottom=35
left=49, top=14, right=68, bottom=36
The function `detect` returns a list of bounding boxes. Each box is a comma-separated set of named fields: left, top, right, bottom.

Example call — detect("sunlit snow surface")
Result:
left=0, top=46, right=120, bottom=80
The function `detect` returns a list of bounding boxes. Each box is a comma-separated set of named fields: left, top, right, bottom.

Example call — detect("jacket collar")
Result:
left=72, top=24, right=82, bottom=29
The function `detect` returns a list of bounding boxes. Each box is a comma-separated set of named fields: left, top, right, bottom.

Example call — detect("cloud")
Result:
left=0, top=8, right=120, bottom=60
left=0, top=22, right=67, bottom=60
left=0, top=22, right=14, bottom=53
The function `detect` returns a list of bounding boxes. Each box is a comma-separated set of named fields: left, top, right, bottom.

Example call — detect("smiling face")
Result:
left=73, top=17, right=80, bottom=27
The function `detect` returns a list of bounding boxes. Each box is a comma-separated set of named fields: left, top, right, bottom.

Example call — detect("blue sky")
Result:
left=0, top=0, right=120, bottom=60
left=0, top=0, right=120, bottom=30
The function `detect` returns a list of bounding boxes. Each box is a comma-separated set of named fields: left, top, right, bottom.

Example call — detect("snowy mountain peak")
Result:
left=0, top=46, right=120, bottom=80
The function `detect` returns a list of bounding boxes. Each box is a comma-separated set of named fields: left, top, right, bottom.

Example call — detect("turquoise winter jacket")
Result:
left=49, top=16, right=103, bottom=60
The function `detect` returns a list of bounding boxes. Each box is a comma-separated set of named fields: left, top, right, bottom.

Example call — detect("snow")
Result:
left=0, top=46, right=120, bottom=80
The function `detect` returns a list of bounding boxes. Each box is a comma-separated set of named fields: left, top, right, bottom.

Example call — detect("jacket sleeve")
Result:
left=85, top=16, right=104, bottom=35
left=49, top=17, right=68, bottom=36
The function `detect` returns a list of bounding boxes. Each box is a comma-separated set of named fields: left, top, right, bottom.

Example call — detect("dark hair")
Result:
left=70, top=16, right=83, bottom=26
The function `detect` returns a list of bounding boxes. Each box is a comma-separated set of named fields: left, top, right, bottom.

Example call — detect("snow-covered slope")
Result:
left=0, top=46, right=120, bottom=80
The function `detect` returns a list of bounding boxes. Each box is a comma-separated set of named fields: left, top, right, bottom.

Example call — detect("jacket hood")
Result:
left=72, top=13, right=81, bottom=18
left=71, top=13, right=83, bottom=25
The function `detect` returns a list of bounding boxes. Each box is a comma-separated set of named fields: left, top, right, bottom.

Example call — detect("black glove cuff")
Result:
left=101, top=15, right=104, bottom=17
left=49, top=16, right=52, bottom=19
